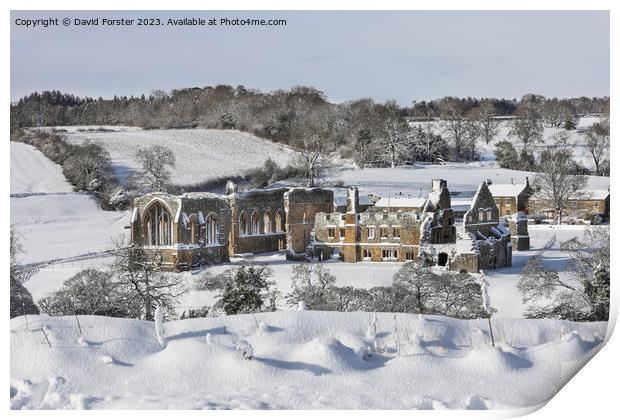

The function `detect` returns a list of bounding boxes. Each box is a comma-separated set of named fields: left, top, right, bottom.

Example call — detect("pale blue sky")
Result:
left=11, top=10, right=609, bottom=104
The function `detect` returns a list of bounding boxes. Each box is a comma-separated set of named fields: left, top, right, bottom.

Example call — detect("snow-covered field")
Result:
left=10, top=142, right=129, bottom=265
left=10, top=312, right=607, bottom=409
left=53, top=127, right=295, bottom=185
left=328, top=164, right=610, bottom=199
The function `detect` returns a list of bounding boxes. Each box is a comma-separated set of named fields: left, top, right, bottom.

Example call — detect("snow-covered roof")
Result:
left=488, top=183, right=528, bottom=198
left=333, top=195, right=374, bottom=207
left=451, top=198, right=473, bottom=211
left=374, top=196, right=427, bottom=208
left=580, top=190, right=610, bottom=200
left=531, top=189, right=609, bottom=201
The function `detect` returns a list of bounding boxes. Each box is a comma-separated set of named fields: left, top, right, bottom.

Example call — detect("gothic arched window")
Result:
left=144, top=201, right=173, bottom=245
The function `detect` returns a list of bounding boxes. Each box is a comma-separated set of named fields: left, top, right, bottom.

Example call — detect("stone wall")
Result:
left=284, top=188, right=334, bottom=257
left=228, top=188, right=287, bottom=255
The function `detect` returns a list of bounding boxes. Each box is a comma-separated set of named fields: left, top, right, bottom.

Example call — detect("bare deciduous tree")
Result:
left=374, top=100, right=412, bottom=168
left=438, top=98, right=469, bottom=160
left=133, top=145, right=176, bottom=192
left=468, top=101, right=499, bottom=145
left=585, top=119, right=610, bottom=176
left=111, top=236, right=186, bottom=320
left=533, top=142, right=588, bottom=225
left=518, top=227, right=609, bottom=321
left=290, top=107, right=332, bottom=187
left=509, top=103, right=544, bottom=152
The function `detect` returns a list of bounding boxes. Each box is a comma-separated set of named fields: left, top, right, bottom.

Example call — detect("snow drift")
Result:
left=10, top=312, right=607, bottom=410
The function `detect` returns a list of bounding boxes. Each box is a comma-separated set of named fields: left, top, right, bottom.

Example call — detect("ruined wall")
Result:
left=130, top=192, right=231, bottom=270
left=509, top=212, right=530, bottom=251
left=228, top=188, right=287, bottom=255
left=285, top=188, right=334, bottom=257
left=464, top=182, right=501, bottom=237
left=449, top=253, right=480, bottom=273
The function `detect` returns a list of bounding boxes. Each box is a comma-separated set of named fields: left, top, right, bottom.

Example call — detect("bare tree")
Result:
left=542, top=98, right=576, bottom=128
left=374, top=100, right=412, bottom=168
left=438, top=98, right=469, bottom=160
left=468, top=101, right=499, bottom=145
left=509, top=103, right=544, bottom=152
left=518, top=227, right=609, bottom=321
left=585, top=119, right=610, bottom=176
left=290, top=107, right=332, bottom=187
left=133, top=145, right=176, bottom=192
left=533, top=142, right=588, bottom=224
left=111, top=236, right=186, bottom=320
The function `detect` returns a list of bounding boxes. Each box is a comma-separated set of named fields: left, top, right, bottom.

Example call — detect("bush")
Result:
left=10, top=277, right=39, bottom=318
left=285, top=262, right=488, bottom=318
left=180, top=306, right=210, bottom=319
left=214, top=266, right=277, bottom=315
left=38, top=269, right=140, bottom=318
left=193, top=270, right=232, bottom=291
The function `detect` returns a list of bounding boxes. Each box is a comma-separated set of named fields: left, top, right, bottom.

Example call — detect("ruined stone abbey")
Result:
left=129, top=179, right=528, bottom=273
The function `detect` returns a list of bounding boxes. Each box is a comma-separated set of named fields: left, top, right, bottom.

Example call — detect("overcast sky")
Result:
left=10, top=10, right=609, bottom=105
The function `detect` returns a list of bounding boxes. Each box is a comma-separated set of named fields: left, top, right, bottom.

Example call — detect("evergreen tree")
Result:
left=217, top=266, right=276, bottom=315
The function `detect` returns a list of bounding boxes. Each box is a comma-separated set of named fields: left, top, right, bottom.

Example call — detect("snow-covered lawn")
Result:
left=55, top=127, right=295, bottom=185
left=9, top=312, right=606, bottom=409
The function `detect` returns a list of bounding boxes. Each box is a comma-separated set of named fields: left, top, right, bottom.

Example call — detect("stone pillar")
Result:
left=343, top=187, right=360, bottom=262
left=509, top=211, right=530, bottom=251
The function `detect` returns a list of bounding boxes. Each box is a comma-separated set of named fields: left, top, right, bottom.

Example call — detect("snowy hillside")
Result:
left=10, top=142, right=129, bottom=265
left=11, top=142, right=73, bottom=194
left=55, top=127, right=295, bottom=185
left=10, top=312, right=607, bottom=409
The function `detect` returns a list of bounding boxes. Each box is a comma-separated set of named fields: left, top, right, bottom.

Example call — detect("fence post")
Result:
left=41, top=328, right=52, bottom=348
left=487, top=317, right=495, bottom=347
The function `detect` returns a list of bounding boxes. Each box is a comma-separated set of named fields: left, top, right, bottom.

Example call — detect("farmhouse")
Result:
left=528, top=189, right=610, bottom=222
left=487, top=178, right=533, bottom=217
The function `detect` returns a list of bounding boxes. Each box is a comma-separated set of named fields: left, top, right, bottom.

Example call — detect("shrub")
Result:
left=38, top=269, right=140, bottom=318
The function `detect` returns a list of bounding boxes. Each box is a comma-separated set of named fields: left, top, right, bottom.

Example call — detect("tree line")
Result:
left=11, top=86, right=609, bottom=170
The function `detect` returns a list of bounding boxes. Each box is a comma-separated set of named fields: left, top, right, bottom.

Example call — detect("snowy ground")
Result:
left=10, top=128, right=611, bottom=410
left=327, top=163, right=609, bottom=201
left=47, top=126, right=295, bottom=185
left=10, top=142, right=130, bottom=265
left=9, top=312, right=607, bottom=409
left=11, top=139, right=608, bottom=320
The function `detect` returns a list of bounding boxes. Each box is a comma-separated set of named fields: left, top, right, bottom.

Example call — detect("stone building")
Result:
left=528, top=189, right=610, bottom=222
left=311, top=179, right=514, bottom=273
left=488, top=178, right=534, bottom=217
left=312, top=186, right=425, bottom=263
left=130, top=183, right=333, bottom=270
left=454, top=182, right=513, bottom=271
